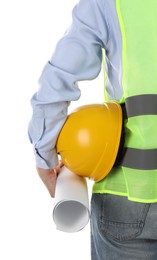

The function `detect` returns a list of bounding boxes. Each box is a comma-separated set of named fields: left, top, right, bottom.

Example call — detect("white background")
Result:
left=0, top=1, right=104, bottom=259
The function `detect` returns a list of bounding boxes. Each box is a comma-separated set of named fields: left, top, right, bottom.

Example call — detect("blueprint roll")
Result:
left=53, top=166, right=90, bottom=233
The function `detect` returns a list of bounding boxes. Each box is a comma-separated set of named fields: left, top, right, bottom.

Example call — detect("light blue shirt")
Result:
left=28, top=0, right=123, bottom=169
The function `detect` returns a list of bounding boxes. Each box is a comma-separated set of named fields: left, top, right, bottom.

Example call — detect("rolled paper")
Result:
left=53, top=166, right=90, bottom=233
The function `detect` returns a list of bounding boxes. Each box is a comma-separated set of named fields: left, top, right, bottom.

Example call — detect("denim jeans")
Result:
left=90, top=194, right=157, bottom=260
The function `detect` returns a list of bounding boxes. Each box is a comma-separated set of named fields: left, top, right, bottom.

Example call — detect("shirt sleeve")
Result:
left=28, top=0, right=109, bottom=169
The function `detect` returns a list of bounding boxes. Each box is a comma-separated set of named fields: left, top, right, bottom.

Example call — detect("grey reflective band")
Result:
left=120, top=148, right=157, bottom=170
left=125, top=94, right=157, bottom=117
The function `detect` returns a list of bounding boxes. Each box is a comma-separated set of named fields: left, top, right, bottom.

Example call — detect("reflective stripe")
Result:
left=126, top=94, right=157, bottom=117
left=120, top=148, right=157, bottom=170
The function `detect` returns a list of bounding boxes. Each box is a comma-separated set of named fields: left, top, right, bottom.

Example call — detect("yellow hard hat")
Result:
left=56, top=102, right=122, bottom=182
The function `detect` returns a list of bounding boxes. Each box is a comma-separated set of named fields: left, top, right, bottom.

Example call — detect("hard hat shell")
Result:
left=57, top=102, right=122, bottom=182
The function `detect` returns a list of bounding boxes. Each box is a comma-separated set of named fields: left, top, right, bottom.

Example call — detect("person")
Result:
left=28, top=0, right=157, bottom=259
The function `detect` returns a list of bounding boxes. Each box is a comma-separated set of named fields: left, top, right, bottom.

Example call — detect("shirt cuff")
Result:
left=33, top=147, right=59, bottom=169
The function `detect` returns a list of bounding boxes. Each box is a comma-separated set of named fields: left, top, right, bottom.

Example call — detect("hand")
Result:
left=37, top=161, right=63, bottom=198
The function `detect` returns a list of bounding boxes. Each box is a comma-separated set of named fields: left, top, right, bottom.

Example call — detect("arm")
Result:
left=28, top=0, right=109, bottom=196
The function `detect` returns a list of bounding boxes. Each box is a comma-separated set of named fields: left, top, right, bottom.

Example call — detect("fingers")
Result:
left=53, top=160, right=64, bottom=174
left=59, top=160, right=64, bottom=168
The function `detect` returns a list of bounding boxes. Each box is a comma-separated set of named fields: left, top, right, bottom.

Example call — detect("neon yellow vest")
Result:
left=93, top=0, right=157, bottom=203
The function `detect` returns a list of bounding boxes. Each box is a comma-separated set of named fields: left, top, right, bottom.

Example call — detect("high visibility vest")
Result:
left=93, top=0, right=157, bottom=203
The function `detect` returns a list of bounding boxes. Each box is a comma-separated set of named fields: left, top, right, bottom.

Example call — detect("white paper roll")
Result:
left=53, top=166, right=90, bottom=233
